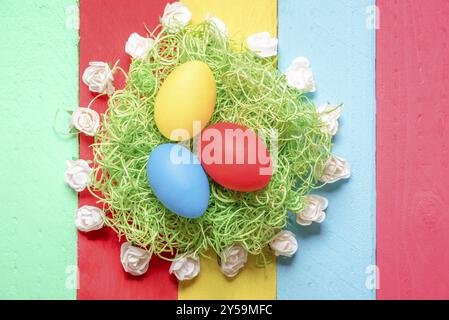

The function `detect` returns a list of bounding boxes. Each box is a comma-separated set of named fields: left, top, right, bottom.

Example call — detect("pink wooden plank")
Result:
left=377, top=0, right=449, bottom=299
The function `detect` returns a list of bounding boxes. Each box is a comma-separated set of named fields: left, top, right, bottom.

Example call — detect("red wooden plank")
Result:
left=78, top=0, right=178, bottom=300
left=377, top=0, right=449, bottom=299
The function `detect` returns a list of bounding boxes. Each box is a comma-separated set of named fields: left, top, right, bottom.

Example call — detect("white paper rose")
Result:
left=75, top=205, right=104, bottom=232
left=64, top=160, right=92, bottom=192
left=125, top=33, right=154, bottom=60
left=296, top=195, right=328, bottom=226
left=120, top=242, right=151, bottom=276
left=169, top=255, right=200, bottom=281
left=247, top=32, right=278, bottom=58
left=161, top=2, right=192, bottom=32
left=269, top=230, right=298, bottom=257
left=82, top=61, right=115, bottom=95
left=206, top=15, right=227, bottom=35
left=70, top=107, right=100, bottom=136
left=317, top=104, right=341, bottom=136
left=319, top=155, right=351, bottom=183
left=220, top=245, right=248, bottom=278
left=285, top=57, right=316, bottom=92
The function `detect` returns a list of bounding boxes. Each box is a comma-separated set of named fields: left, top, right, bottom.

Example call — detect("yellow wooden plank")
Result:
left=178, top=0, right=278, bottom=300
left=179, top=250, right=276, bottom=300
left=182, top=0, right=277, bottom=42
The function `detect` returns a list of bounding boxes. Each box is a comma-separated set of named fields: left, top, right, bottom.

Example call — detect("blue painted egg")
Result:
left=146, top=143, right=210, bottom=218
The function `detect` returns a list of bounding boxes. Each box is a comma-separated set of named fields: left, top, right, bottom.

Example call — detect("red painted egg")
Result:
left=197, top=122, right=273, bottom=192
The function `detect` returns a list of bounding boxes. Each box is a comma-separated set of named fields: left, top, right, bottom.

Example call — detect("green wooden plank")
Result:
left=0, top=0, right=78, bottom=299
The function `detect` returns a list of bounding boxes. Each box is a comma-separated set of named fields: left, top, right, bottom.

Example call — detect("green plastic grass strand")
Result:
left=89, top=22, right=332, bottom=261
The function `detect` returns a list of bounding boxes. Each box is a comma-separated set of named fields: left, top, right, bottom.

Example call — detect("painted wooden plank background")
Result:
left=77, top=0, right=178, bottom=300
left=0, top=0, right=78, bottom=299
left=2, top=0, right=449, bottom=300
left=376, top=0, right=449, bottom=300
left=182, top=0, right=277, bottom=44
left=277, top=0, right=376, bottom=300
left=178, top=0, right=277, bottom=300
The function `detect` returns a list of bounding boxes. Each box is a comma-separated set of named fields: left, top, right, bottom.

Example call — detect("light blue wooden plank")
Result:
left=277, top=0, right=376, bottom=299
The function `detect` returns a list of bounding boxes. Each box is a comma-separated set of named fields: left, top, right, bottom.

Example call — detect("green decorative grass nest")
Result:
left=90, top=22, right=332, bottom=261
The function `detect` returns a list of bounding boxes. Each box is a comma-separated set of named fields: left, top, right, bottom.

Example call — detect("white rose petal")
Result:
left=82, top=61, right=115, bottom=95
left=125, top=33, right=154, bottom=60
left=70, top=107, right=100, bottom=136
left=296, top=195, right=328, bottom=226
left=269, top=230, right=298, bottom=257
left=120, top=242, right=151, bottom=276
left=317, top=104, right=342, bottom=136
left=206, top=15, right=227, bottom=35
left=169, top=255, right=200, bottom=281
left=285, top=57, right=316, bottom=92
left=320, top=155, right=351, bottom=184
left=220, top=245, right=248, bottom=278
left=162, top=2, right=192, bottom=32
left=75, top=205, right=104, bottom=232
left=247, top=32, right=278, bottom=58
left=64, top=160, right=92, bottom=192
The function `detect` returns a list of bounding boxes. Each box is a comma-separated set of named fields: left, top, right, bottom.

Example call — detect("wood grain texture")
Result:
left=0, top=0, right=78, bottom=299
left=178, top=0, right=277, bottom=300
left=377, top=0, right=449, bottom=299
left=78, top=0, right=178, bottom=300
left=277, top=0, right=376, bottom=299
left=182, top=0, right=277, bottom=42
left=179, top=250, right=276, bottom=300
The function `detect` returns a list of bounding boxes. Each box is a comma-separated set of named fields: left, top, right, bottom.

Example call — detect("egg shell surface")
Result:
left=154, top=61, right=217, bottom=141
left=146, top=143, right=210, bottom=218
left=197, top=122, right=273, bottom=192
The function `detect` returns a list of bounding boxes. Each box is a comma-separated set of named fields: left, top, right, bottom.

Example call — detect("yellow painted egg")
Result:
left=154, top=61, right=217, bottom=141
